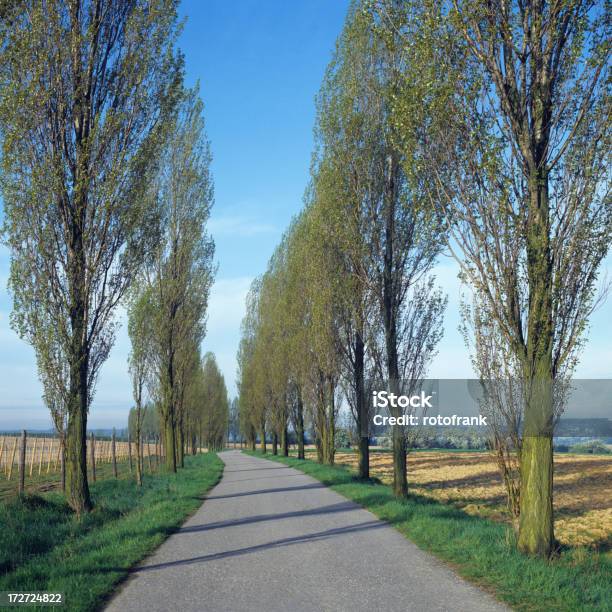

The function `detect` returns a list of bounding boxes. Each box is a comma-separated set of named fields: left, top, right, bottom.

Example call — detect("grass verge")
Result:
left=245, top=450, right=611, bottom=612
left=0, top=453, right=223, bottom=611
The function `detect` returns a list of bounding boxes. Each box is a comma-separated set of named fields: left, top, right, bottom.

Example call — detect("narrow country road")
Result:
left=106, top=450, right=508, bottom=612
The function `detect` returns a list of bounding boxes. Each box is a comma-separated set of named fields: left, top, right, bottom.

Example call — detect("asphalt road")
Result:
left=105, top=450, right=508, bottom=612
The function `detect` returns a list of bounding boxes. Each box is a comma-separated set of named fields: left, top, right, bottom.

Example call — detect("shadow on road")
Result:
left=203, top=482, right=326, bottom=501
left=132, top=520, right=387, bottom=572
left=223, top=466, right=291, bottom=473
left=177, top=501, right=360, bottom=534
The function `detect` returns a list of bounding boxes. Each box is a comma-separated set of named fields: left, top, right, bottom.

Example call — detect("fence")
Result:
left=0, top=431, right=161, bottom=499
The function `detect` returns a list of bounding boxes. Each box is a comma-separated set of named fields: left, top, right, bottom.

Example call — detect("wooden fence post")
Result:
left=147, top=438, right=152, bottom=472
left=90, top=433, right=96, bottom=482
left=128, top=432, right=133, bottom=473
left=18, top=430, right=26, bottom=495
left=60, top=439, right=66, bottom=492
left=112, top=428, right=117, bottom=478
left=46, top=438, right=53, bottom=473
left=29, top=436, right=38, bottom=477
left=7, top=437, right=18, bottom=480
left=38, top=437, right=45, bottom=475
left=0, top=437, right=5, bottom=475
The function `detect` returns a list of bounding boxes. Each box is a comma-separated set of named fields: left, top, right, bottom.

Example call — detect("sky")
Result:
left=0, top=0, right=610, bottom=430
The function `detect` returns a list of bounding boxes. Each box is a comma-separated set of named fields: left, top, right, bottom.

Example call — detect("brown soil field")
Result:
left=303, top=448, right=611, bottom=549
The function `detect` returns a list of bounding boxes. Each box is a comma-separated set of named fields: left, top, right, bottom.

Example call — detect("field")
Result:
left=297, top=448, right=611, bottom=549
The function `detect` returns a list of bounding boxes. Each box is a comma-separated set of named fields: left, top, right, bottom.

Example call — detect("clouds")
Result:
left=208, top=213, right=277, bottom=237
left=203, top=276, right=253, bottom=394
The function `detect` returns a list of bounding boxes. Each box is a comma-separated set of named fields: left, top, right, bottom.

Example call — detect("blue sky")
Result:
left=0, top=0, right=610, bottom=429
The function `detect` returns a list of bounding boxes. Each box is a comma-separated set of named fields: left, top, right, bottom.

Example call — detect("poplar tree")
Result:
left=321, top=3, right=446, bottom=494
left=237, top=278, right=268, bottom=453
left=0, top=0, right=182, bottom=512
left=200, top=353, right=229, bottom=452
left=127, top=286, right=155, bottom=486
left=377, top=0, right=610, bottom=555
left=145, top=87, right=215, bottom=472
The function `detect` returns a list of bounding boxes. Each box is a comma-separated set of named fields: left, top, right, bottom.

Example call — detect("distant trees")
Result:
left=128, top=405, right=160, bottom=442
left=0, top=0, right=182, bottom=513
left=228, top=397, right=241, bottom=446
left=199, top=353, right=229, bottom=452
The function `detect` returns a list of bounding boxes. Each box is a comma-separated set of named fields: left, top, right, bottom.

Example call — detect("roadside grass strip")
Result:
left=0, top=453, right=224, bottom=612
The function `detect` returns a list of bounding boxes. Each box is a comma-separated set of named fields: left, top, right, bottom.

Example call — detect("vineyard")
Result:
left=0, top=433, right=161, bottom=500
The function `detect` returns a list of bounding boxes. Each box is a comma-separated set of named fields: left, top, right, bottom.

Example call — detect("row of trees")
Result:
left=237, top=0, right=610, bottom=559
left=125, top=86, right=221, bottom=478
left=0, top=1, right=225, bottom=512
left=128, top=362, right=230, bottom=458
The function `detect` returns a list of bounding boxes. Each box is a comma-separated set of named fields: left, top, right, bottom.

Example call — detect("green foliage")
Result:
left=127, top=404, right=160, bottom=440
left=196, top=353, right=230, bottom=451
left=0, top=0, right=184, bottom=511
left=133, top=86, right=216, bottom=469
left=569, top=440, right=611, bottom=455
left=334, top=428, right=352, bottom=450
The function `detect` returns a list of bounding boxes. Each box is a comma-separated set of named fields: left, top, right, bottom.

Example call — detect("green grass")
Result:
left=0, top=456, right=147, bottom=501
left=0, top=453, right=223, bottom=611
left=245, top=450, right=611, bottom=612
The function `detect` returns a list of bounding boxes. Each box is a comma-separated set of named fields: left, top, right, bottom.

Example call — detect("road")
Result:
left=106, top=450, right=508, bottom=612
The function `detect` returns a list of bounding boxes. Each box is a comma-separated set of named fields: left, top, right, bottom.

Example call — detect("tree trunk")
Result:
left=135, top=424, right=142, bottom=486
left=66, top=345, right=92, bottom=512
left=315, top=416, right=324, bottom=463
left=354, top=330, right=369, bottom=479
left=282, top=423, right=289, bottom=457
left=65, top=20, right=93, bottom=514
left=326, top=385, right=336, bottom=465
left=260, top=425, right=266, bottom=453
left=296, top=390, right=305, bottom=460
left=272, top=431, right=278, bottom=455
left=518, top=169, right=554, bottom=556
left=383, top=153, right=407, bottom=498
left=164, top=412, right=176, bottom=472
left=176, top=420, right=184, bottom=468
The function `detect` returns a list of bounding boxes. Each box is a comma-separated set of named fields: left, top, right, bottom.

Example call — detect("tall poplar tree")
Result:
left=320, top=3, right=446, bottom=494
left=145, top=87, right=215, bottom=472
left=378, top=0, right=610, bottom=555
left=0, top=0, right=182, bottom=512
